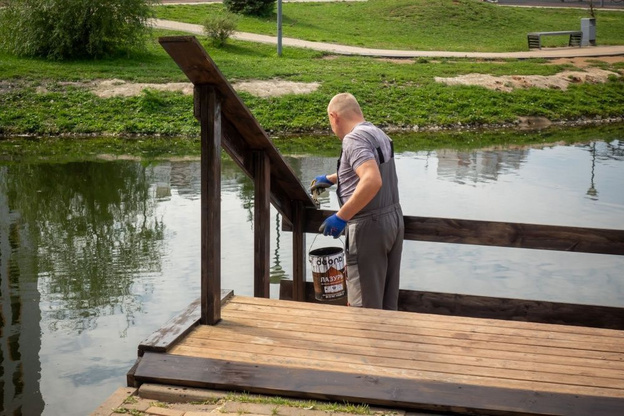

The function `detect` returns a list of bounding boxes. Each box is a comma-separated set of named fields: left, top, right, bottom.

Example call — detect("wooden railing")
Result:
left=160, top=36, right=316, bottom=325
left=287, top=209, right=624, bottom=256
left=160, top=36, right=624, bottom=329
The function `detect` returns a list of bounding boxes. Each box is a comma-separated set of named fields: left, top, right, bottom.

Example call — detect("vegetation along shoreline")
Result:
left=1, top=1, right=623, bottom=141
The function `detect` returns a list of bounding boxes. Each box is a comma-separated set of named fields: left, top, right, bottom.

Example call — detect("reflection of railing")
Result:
left=161, top=36, right=624, bottom=329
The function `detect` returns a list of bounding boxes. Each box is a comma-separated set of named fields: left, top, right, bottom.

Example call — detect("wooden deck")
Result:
left=130, top=295, right=624, bottom=416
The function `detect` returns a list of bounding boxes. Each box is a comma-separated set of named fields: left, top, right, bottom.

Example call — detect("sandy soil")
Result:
left=435, top=66, right=619, bottom=92
left=86, top=57, right=622, bottom=97
left=88, top=79, right=320, bottom=98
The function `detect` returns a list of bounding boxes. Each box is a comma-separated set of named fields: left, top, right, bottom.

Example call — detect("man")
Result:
left=312, top=93, right=404, bottom=310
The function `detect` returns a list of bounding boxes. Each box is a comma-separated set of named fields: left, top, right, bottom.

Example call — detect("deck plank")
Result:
left=224, top=302, right=624, bottom=347
left=134, top=352, right=624, bottom=416
left=172, top=338, right=624, bottom=391
left=137, top=296, right=624, bottom=415
left=230, top=296, right=624, bottom=339
left=179, top=327, right=624, bottom=379
left=218, top=309, right=624, bottom=358
left=187, top=323, right=624, bottom=371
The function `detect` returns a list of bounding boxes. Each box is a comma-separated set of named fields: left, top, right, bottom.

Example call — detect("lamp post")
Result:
left=277, top=0, right=283, bottom=56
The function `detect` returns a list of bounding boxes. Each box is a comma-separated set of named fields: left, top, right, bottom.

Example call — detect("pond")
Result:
left=1, top=131, right=623, bottom=415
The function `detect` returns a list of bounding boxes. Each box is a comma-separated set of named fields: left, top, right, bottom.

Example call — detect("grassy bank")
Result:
left=155, top=0, right=624, bottom=52
left=1, top=1, right=624, bottom=138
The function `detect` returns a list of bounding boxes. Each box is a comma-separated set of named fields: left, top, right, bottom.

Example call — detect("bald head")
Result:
left=327, top=93, right=365, bottom=139
left=327, top=93, right=364, bottom=119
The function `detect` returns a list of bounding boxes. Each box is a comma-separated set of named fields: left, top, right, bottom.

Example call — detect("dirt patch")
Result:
left=233, top=80, right=321, bottom=98
left=549, top=56, right=624, bottom=68
left=86, top=79, right=320, bottom=98
left=376, top=58, right=415, bottom=64
left=435, top=67, right=619, bottom=92
left=90, top=79, right=193, bottom=98
left=0, top=81, right=16, bottom=94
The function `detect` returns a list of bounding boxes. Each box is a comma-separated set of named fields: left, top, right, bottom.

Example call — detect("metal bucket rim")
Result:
left=309, top=246, right=343, bottom=257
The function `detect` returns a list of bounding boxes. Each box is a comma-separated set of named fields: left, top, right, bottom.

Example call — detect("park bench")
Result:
left=527, top=30, right=583, bottom=49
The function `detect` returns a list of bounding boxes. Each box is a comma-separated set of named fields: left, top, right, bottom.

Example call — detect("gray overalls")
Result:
left=337, top=125, right=404, bottom=310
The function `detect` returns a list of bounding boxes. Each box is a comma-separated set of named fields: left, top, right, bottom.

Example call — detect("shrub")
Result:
left=224, top=0, right=276, bottom=17
left=0, top=0, right=156, bottom=60
left=203, top=12, right=239, bottom=47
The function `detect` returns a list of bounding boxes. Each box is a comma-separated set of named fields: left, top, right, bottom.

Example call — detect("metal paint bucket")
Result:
left=309, top=246, right=346, bottom=301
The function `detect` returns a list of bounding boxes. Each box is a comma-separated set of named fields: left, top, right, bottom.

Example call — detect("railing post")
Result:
left=254, top=151, right=271, bottom=298
left=198, top=85, right=222, bottom=325
left=292, top=202, right=306, bottom=301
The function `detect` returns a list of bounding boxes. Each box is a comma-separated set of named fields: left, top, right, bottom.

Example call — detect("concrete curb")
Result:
left=152, top=19, right=624, bottom=59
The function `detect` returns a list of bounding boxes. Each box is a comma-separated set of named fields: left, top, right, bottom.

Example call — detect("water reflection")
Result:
left=0, top=172, right=45, bottom=415
left=436, top=148, right=528, bottom=185
left=0, top=138, right=623, bottom=415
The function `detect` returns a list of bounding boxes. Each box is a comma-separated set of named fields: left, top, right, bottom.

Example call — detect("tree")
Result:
left=224, top=0, right=276, bottom=17
left=0, top=0, right=156, bottom=60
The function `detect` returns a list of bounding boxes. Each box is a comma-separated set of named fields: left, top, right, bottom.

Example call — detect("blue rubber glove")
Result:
left=310, top=175, right=333, bottom=192
left=319, top=214, right=347, bottom=238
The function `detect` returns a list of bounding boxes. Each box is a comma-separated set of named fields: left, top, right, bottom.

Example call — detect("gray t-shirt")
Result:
left=337, top=122, right=394, bottom=205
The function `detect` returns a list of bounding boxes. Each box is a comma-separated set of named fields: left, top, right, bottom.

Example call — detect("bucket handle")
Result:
left=309, top=233, right=345, bottom=253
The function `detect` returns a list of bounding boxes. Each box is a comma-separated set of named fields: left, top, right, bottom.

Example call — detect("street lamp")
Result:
left=277, top=0, right=283, bottom=56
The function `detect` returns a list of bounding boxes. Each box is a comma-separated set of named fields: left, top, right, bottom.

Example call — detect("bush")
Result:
left=224, top=0, right=276, bottom=17
left=0, top=0, right=156, bottom=60
left=203, top=12, right=239, bottom=47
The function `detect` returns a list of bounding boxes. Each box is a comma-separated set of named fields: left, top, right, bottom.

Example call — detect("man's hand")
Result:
left=310, top=175, right=333, bottom=192
left=319, top=214, right=347, bottom=238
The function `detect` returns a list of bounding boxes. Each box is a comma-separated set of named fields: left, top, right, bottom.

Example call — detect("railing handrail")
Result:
left=287, top=208, right=624, bottom=256
left=159, top=36, right=316, bottom=223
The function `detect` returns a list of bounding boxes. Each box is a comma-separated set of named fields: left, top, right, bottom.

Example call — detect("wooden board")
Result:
left=137, top=290, right=233, bottom=355
left=133, top=352, right=624, bottom=416
left=287, top=209, right=624, bottom=256
left=133, top=296, right=624, bottom=416
left=279, top=280, right=624, bottom=330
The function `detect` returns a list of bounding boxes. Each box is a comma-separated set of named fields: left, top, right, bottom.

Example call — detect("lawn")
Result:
left=1, top=1, right=623, bottom=139
left=155, top=0, right=624, bottom=52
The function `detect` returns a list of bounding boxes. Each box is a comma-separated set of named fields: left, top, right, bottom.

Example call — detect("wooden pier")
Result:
left=130, top=295, right=624, bottom=415
left=127, top=36, right=624, bottom=416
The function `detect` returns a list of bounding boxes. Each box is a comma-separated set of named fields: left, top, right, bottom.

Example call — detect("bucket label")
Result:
left=309, top=248, right=347, bottom=301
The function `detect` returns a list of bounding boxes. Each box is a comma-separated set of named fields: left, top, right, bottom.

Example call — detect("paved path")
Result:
left=153, top=18, right=624, bottom=59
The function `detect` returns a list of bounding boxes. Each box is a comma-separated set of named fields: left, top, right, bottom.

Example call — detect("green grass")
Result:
left=2, top=28, right=623, bottom=136
left=1, top=16, right=623, bottom=138
left=155, top=0, right=624, bottom=52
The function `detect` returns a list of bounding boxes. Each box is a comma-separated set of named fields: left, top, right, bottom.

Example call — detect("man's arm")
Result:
left=337, top=159, right=382, bottom=221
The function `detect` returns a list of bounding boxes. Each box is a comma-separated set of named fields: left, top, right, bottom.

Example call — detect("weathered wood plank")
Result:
left=253, top=151, right=271, bottom=298
left=175, top=329, right=624, bottom=382
left=249, top=294, right=624, bottom=341
left=198, top=85, right=222, bottom=325
left=288, top=209, right=624, bottom=256
left=221, top=311, right=624, bottom=363
left=159, top=36, right=315, bottom=224
left=223, top=302, right=624, bottom=345
left=137, top=290, right=234, bottom=356
left=279, top=280, right=624, bottom=330
left=219, top=308, right=624, bottom=353
left=187, top=323, right=624, bottom=371
left=133, top=352, right=624, bottom=416
left=172, top=339, right=624, bottom=393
